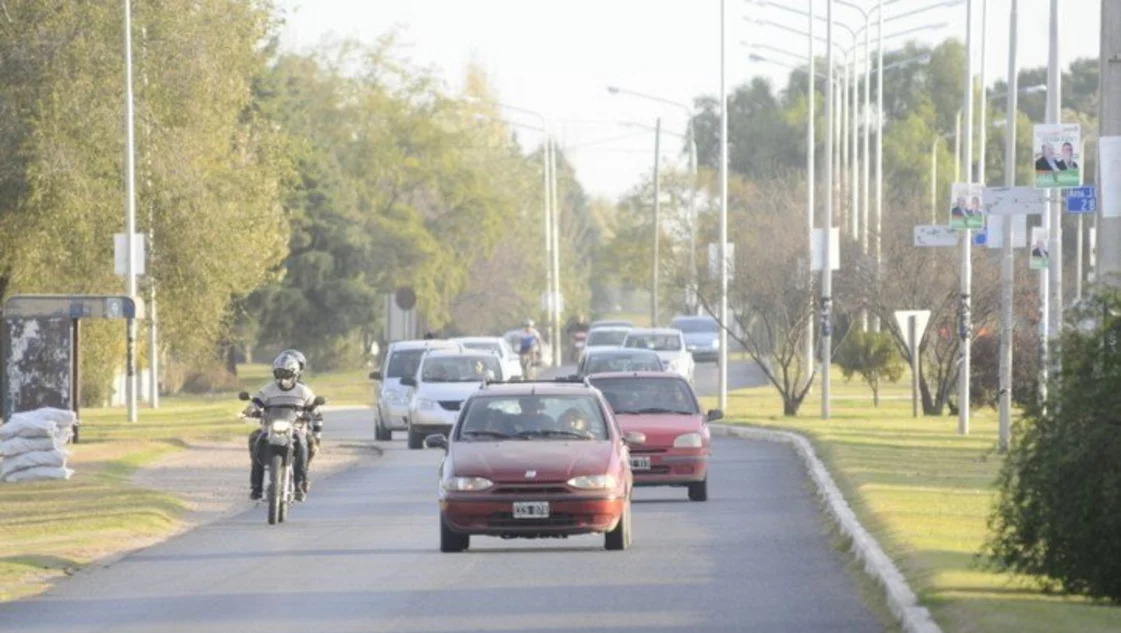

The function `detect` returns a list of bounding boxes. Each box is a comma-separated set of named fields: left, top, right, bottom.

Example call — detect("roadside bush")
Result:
left=984, top=291, right=1121, bottom=603
left=835, top=330, right=903, bottom=406
left=968, top=323, right=1040, bottom=409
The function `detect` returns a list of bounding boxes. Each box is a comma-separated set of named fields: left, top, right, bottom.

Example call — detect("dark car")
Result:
left=423, top=380, right=643, bottom=552
left=670, top=315, right=720, bottom=363
left=588, top=372, right=722, bottom=501
left=576, top=348, right=665, bottom=378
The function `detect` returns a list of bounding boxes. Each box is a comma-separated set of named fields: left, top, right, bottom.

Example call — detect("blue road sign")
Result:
left=1066, top=186, right=1096, bottom=214
left=973, top=230, right=987, bottom=246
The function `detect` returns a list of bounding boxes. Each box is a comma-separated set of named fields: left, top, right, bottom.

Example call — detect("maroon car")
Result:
left=587, top=372, right=721, bottom=501
left=423, top=381, right=643, bottom=552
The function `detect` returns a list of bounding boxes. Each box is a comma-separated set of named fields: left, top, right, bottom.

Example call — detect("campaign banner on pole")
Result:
left=1033, top=123, right=1082, bottom=188
left=949, top=183, right=984, bottom=230
left=1029, top=227, right=1050, bottom=270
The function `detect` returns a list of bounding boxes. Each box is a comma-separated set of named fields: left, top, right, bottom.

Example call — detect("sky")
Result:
left=276, top=0, right=1102, bottom=202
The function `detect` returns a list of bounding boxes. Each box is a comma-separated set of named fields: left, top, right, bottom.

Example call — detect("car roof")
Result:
left=586, top=371, right=684, bottom=380
left=451, top=336, right=503, bottom=343
left=475, top=380, right=599, bottom=397
left=421, top=348, right=499, bottom=359
left=624, top=327, right=682, bottom=336
left=388, top=339, right=463, bottom=351
left=671, top=315, right=716, bottom=322
left=584, top=347, right=660, bottom=357
left=588, top=325, right=632, bottom=332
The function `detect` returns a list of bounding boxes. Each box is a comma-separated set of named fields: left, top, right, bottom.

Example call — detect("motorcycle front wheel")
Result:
left=268, top=453, right=283, bottom=525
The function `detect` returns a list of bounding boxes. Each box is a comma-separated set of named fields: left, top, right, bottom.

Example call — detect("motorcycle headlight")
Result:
left=441, top=476, right=494, bottom=492
left=413, top=396, right=438, bottom=410
left=269, top=420, right=293, bottom=433
left=673, top=432, right=704, bottom=448
left=567, top=474, right=617, bottom=490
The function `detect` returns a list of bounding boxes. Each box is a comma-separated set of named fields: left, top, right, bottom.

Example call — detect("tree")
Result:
left=835, top=331, right=904, bottom=406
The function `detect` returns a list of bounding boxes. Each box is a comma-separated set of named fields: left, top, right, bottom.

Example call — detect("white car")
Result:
left=622, top=328, right=695, bottom=383
left=369, top=339, right=465, bottom=441
left=579, top=325, right=632, bottom=363
left=401, top=350, right=507, bottom=449
left=450, top=336, right=523, bottom=380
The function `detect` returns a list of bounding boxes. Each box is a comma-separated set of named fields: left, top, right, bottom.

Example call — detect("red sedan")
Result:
left=587, top=372, right=721, bottom=501
left=423, top=381, right=643, bottom=552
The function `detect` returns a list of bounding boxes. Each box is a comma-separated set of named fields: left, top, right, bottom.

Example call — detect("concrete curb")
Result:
left=710, top=423, right=942, bottom=633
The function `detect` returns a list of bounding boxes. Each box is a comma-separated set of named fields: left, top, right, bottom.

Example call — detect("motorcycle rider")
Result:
left=246, top=352, right=322, bottom=502
left=276, top=348, right=322, bottom=462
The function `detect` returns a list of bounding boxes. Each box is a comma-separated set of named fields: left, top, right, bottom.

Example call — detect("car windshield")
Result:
left=589, top=376, right=699, bottom=415
left=672, top=319, right=718, bottom=334
left=585, top=353, right=663, bottom=374
left=421, top=355, right=502, bottom=382
left=587, top=330, right=628, bottom=346
left=457, top=394, right=609, bottom=441
left=386, top=349, right=426, bottom=379
left=624, top=333, right=682, bottom=351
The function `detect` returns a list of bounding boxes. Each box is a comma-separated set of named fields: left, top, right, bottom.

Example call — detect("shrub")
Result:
left=835, top=330, right=904, bottom=406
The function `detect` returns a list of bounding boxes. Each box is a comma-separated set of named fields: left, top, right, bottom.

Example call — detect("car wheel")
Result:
left=440, top=517, right=468, bottom=553
left=407, top=428, right=423, bottom=450
left=688, top=478, right=708, bottom=502
left=605, top=499, right=631, bottom=551
left=374, top=413, right=392, bottom=441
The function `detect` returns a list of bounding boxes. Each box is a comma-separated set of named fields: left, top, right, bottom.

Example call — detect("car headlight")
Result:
left=673, top=432, right=704, bottom=448
left=269, top=420, right=293, bottom=433
left=567, top=474, right=617, bottom=490
left=441, top=476, right=494, bottom=492
left=383, top=390, right=409, bottom=406
left=413, top=396, right=438, bottom=410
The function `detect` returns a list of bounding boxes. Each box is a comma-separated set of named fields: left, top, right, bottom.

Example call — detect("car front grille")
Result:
left=490, top=485, right=569, bottom=495
left=438, top=400, right=462, bottom=411
left=630, top=447, right=668, bottom=455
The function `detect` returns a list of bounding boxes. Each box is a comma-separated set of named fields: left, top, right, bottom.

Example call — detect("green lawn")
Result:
left=702, top=369, right=1121, bottom=633
left=0, top=363, right=371, bottom=603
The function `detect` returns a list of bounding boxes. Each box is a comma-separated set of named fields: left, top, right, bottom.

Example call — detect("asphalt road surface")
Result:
left=545, top=358, right=768, bottom=398
left=0, top=406, right=883, bottom=633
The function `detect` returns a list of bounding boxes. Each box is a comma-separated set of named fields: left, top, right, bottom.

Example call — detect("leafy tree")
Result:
left=835, top=330, right=904, bottom=406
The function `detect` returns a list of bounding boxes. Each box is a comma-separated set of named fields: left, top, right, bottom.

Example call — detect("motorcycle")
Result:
left=239, top=391, right=326, bottom=525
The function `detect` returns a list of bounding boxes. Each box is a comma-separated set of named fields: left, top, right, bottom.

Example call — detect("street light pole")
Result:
left=719, top=0, right=729, bottom=410
left=123, top=0, right=139, bottom=422
left=958, top=0, right=973, bottom=436
left=978, top=0, right=989, bottom=185
left=806, top=0, right=816, bottom=389
left=652, top=117, right=662, bottom=327
left=823, top=0, right=835, bottom=419
left=999, top=0, right=1019, bottom=453
left=1047, top=0, right=1062, bottom=372
left=874, top=0, right=884, bottom=333
left=550, top=138, right=561, bottom=368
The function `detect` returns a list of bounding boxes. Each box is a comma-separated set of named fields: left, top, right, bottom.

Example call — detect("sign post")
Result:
left=894, top=310, right=931, bottom=418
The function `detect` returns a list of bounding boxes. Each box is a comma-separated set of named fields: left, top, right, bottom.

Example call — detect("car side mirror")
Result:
left=706, top=409, right=724, bottom=422
left=623, top=431, right=646, bottom=445
left=424, top=434, right=448, bottom=450
left=313, top=396, right=327, bottom=407
left=400, top=376, right=418, bottom=388
left=237, top=391, right=250, bottom=401
left=369, top=371, right=382, bottom=380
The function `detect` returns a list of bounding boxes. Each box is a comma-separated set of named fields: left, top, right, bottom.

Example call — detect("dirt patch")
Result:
left=129, top=435, right=378, bottom=530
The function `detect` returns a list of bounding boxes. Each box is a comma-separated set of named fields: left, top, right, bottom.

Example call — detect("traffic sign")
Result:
left=394, top=286, right=417, bottom=311
left=1066, top=186, right=1096, bottom=214
left=983, top=187, right=1046, bottom=215
left=893, top=310, right=931, bottom=352
left=913, top=225, right=958, bottom=247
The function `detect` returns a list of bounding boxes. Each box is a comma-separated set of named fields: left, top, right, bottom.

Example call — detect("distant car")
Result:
left=670, top=315, right=720, bottom=363
left=423, top=380, right=641, bottom=552
left=579, top=325, right=632, bottom=363
left=622, top=328, right=695, bottom=383
left=451, top=336, right=523, bottom=380
left=588, top=372, right=722, bottom=501
left=369, top=339, right=465, bottom=441
left=576, top=348, right=665, bottom=378
left=590, top=319, right=634, bottom=329
left=402, top=350, right=507, bottom=449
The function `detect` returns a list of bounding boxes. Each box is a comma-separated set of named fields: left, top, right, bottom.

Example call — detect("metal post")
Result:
left=123, top=0, right=139, bottom=422
left=550, top=139, right=562, bottom=368
left=861, top=24, right=871, bottom=334
left=850, top=54, right=859, bottom=243
left=1047, top=0, right=1063, bottom=356
left=542, top=137, right=553, bottom=349
left=955, top=110, right=962, bottom=180
left=652, top=117, right=661, bottom=327
left=909, top=315, right=918, bottom=418
left=931, top=140, right=939, bottom=223
left=842, top=64, right=850, bottom=236
left=718, top=0, right=729, bottom=410
left=140, top=24, right=158, bottom=409
left=1100, top=0, right=1121, bottom=287
left=688, top=122, right=699, bottom=315
left=822, top=0, right=835, bottom=420
left=999, top=0, right=1018, bottom=453
left=806, top=0, right=816, bottom=389
left=873, top=0, right=884, bottom=333
left=959, top=0, right=973, bottom=435
left=979, top=0, right=988, bottom=185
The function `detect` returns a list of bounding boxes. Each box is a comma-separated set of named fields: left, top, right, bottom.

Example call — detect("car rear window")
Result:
left=624, top=333, right=682, bottom=351
left=672, top=318, right=718, bottom=333
left=584, top=353, right=663, bottom=374
left=421, top=355, right=502, bottom=382
left=386, top=349, right=425, bottom=378
left=457, top=394, right=609, bottom=441
left=587, top=330, right=628, bottom=346
left=589, top=376, right=699, bottom=415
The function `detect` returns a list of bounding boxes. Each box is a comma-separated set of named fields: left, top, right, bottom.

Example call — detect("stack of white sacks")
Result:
left=0, top=407, right=76, bottom=483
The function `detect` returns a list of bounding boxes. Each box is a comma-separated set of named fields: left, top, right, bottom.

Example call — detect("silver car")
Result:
left=579, top=325, right=632, bottom=364
left=402, top=350, right=506, bottom=449
left=622, top=328, right=695, bottom=383
left=450, top=336, right=523, bottom=380
left=370, top=339, right=464, bottom=441
left=670, top=315, right=720, bottom=363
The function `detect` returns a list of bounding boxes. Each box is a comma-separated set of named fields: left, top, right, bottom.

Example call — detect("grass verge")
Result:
left=0, top=363, right=371, bottom=603
left=702, top=368, right=1121, bottom=633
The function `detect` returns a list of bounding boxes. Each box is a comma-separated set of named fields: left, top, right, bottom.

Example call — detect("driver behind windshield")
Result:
left=558, top=407, right=590, bottom=435
left=517, top=396, right=553, bottom=432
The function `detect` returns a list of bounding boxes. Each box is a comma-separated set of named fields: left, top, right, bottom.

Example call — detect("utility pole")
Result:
left=958, top=0, right=973, bottom=436
left=822, top=0, right=835, bottom=420
left=718, top=0, right=729, bottom=410
left=806, top=0, right=816, bottom=390
left=123, top=0, right=139, bottom=422
left=140, top=24, right=158, bottom=409
left=1101, top=0, right=1121, bottom=287
left=550, top=139, right=562, bottom=368
left=999, top=0, right=1019, bottom=453
left=652, top=117, right=661, bottom=327
left=1047, top=0, right=1063, bottom=366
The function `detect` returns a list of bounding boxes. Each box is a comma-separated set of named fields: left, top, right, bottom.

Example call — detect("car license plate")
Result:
left=630, top=456, right=651, bottom=470
left=512, top=501, right=550, bottom=519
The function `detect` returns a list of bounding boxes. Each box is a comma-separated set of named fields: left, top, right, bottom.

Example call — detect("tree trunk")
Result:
left=873, top=384, right=880, bottom=407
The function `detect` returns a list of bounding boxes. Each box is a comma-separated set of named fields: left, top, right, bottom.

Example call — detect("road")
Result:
left=546, top=358, right=769, bottom=398
left=0, top=404, right=883, bottom=633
